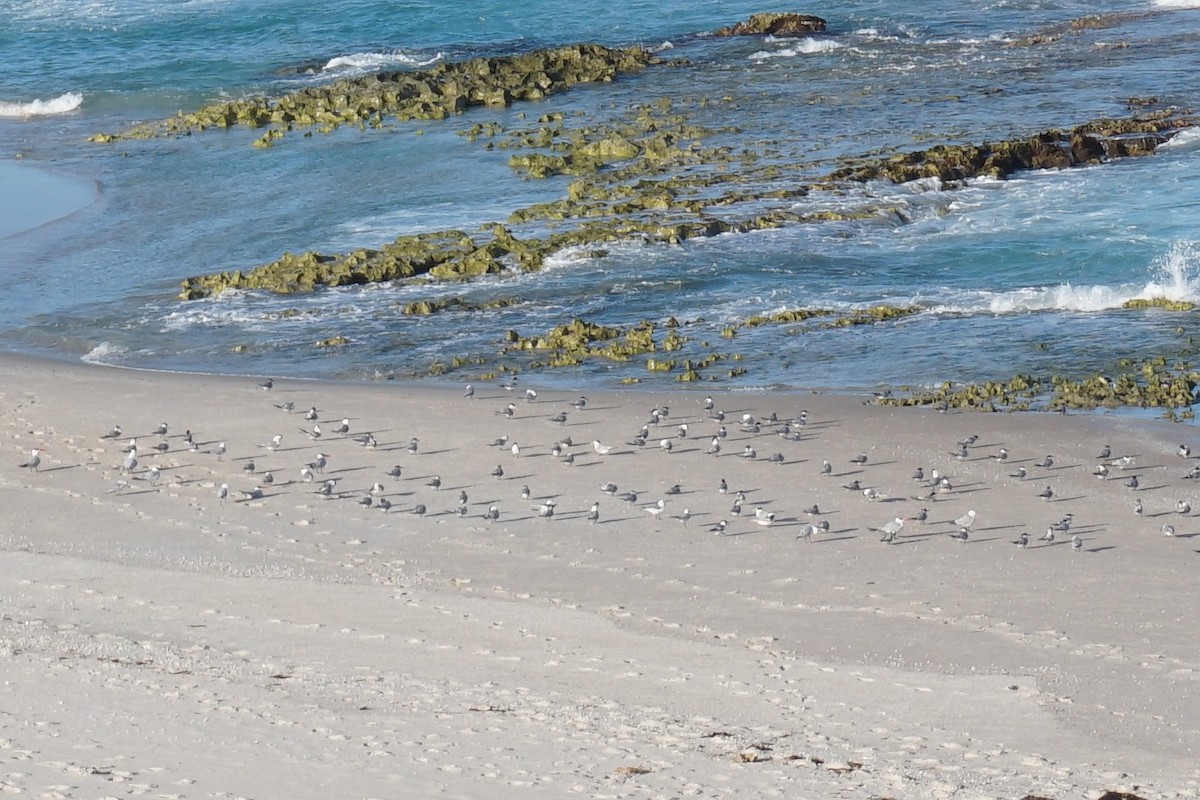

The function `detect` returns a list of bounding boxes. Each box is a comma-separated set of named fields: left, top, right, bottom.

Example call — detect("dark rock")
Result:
left=714, top=12, right=827, bottom=37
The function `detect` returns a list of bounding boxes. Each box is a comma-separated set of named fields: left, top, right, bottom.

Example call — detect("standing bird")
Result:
left=1071, top=534, right=1083, bottom=552
left=645, top=499, right=666, bottom=521
left=463, top=383, right=475, bottom=399
left=492, top=464, right=505, bottom=480
left=592, top=440, right=613, bottom=456
left=1013, top=532, right=1029, bottom=549
left=1134, top=498, right=1144, bottom=516
left=1037, top=485, right=1054, bottom=501
left=878, top=517, right=905, bottom=543
left=407, top=437, right=420, bottom=455
left=484, top=505, right=500, bottom=522
left=511, top=442, right=521, bottom=458
left=18, top=447, right=45, bottom=471
left=1162, top=523, right=1177, bottom=537
left=537, top=501, right=556, bottom=520
left=520, top=485, right=531, bottom=502
left=795, top=524, right=815, bottom=543
left=711, top=520, right=728, bottom=535
left=217, top=483, right=229, bottom=503
left=1040, top=527, right=1055, bottom=544
left=822, top=460, right=833, bottom=477
left=334, top=418, right=350, bottom=435
left=1097, top=444, right=1111, bottom=459
left=953, top=509, right=977, bottom=530
left=1125, top=475, right=1140, bottom=491
left=660, top=439, right=673, bottom=455
left=587, top=502, right=600, bottom=524
left=426, top=475, right=442, bottom=491
left=1178, top=500, right=1192, bottom=516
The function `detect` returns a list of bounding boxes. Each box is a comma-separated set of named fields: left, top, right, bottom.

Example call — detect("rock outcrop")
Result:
left=714, top=13, right=827, bottom=36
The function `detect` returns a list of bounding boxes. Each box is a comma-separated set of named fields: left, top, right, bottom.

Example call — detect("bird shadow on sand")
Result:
left=817, top=534, right=858, bottom=543
left=38, top=464, right=81, bottom=474
left=1050, top=495, right=1087, bottom=503
left=1087, top=545, right=1117, bottom=553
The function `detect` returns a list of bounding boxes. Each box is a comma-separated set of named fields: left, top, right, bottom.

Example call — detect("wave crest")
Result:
left=0, top=91, right=83, bottom=118
left=322, top=50, right=444, bottom=75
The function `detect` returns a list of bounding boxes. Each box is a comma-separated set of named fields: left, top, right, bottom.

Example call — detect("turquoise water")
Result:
left=3, top=0, right=1200, bottom=391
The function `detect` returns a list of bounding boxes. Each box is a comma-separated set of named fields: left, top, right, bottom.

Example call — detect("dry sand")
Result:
left=2, top=353, right=1199, bottom=799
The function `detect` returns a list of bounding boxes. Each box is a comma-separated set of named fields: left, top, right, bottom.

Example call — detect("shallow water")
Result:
left=3, top=0, right=1200, bottom=392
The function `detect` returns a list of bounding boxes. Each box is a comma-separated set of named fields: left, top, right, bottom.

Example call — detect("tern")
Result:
left=822, top=460, right=833, bottom=476
left=217, top=483, right=229, bottom=503
left=1097, top=444, right=1111, bottom=459
left=491, top=464, right=505, bottom=480
left=305, top=406, right=318, bottom=421
left=101, top=425, right=123, bottom=440
left=463, top=383, right=474, bottom=399
left=1037, top=485, right=1054, bottom=501
left=572, top=396, right=588, bottom=410
left=334, top=418, right=350, bottom=434
left=601, top=482, right=618, bottom=496
left=426, top=475, right=441, bottom=491
left=387, top=465, right=403, bottom=481
left=754, top=511, right=775, bottom=528
left=407, top=437, right=419, bottom=455
left=1071, top=534, right=1083, bottom=552
left=1035, top=455, right=1054, bottom=468
left=587, top=502, right=600, bottom=524
left=850, top=452, right=868, bottom=465
left=645, top=499, right=666, bottom=520
left=537, top=501, right=556, bottom=520
left=1177, top=500, right=1192, bottom=515
left=484, top=505, right=500, bottom=522
left=1162, top=523, right=1177, bottom=537
left=1013, top=532, right=1029, bottom=549
left=660, top=439, right=673, bottom=454
left=711, top=520, right=728, bottom=535
left=948, top=529, right=969, bottom=543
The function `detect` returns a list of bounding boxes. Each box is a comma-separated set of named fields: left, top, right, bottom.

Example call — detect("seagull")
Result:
left=878, top=517, right=905, bottom=543
left=706, top=437, right=721, bottom=455
left=796, top=524, right=815, bottom=543
left=153, top=422, right=169, bottom=436
left=754, top=511, right=776, bottom=527
left=645, top=499, right=666, bottom=520
left=822, top=460, right=833, bottom=476
left=300, top=467, right=314, bottom=483
left=261, top=471, right=273, bottom=486
left=242, top=459, right=255, bottom=475
left=1040, top=527, right=1055, bottom=544
left=1180, top=444, right=1192, bottom=459
left=369, top=481, right=385, bottom=496
left=677, top=508, right=692, bottom=525
left=676, top=424, right=688, bottom=439
left=264, top=433, right=283, bottom=451
left=592, top=440, right=613, bottom=456
left=863, top=487, right=881, bottom=501
left=511, top=442, right=521, bottom=458
left=334, top=418, right=350, bottom=434
left=704, top=396, right=714, bottom=411
left=660, top=439, right=673, bottom=455
left=213, top=441, right=226, bottom=460
left=303, top=423, right=322, bottom=441
left=463, top=383, right=475, bottom=399
left=145, top=465, right=161, bottom=485
left=501, top=403, right=516, bottom=419
left=1065, top=533, right=1081, bottom=552
left=994, top=448, right=1009, bottom=462
left=17, top=448, right=44, bottom=472
left=305, top=406, right=318, bottom=421
left=120, top=449, right=138, bottom=474
left=1094, top=464, right=1109, bottom=479
left=309, top=453, right=328, bottom=473
left=523, top=388, right=538, bottom=403
left=1013, top=532, right=1029, bottom=549
left=711, top=520, right=728, bottom=535
left=217, top=483, right=229, bottom=503
left=587, top=502, right=600, bottom=524
left=954, top=509, right=977, bottom=530
left=1185, top=465, right=1200, bottom=480
left=537, top=501, right=556, bottom=520
left=1177, top=500, right=1192, bottom=516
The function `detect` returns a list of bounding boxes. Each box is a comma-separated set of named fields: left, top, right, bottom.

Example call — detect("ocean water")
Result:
left=3, top=0, right=1200, bottom=393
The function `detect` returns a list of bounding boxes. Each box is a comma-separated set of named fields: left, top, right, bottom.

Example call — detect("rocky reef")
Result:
left=713, top=13, right=827, bottom=37
left=89, top=44, right=663, bottom=144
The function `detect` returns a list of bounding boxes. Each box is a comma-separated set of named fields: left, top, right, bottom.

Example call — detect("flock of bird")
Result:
left=13, top=376, right=1200, bottom=555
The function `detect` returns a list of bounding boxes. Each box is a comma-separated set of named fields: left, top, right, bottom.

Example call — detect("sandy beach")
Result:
left=2, top=353, right=1199, bottom=799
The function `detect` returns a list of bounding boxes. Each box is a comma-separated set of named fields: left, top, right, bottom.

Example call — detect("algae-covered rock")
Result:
left=93, top=44, right=662, bottom=144
left=714, top=13, right=827, bottom=36
left=1122, top=297, right=1197, bottom=311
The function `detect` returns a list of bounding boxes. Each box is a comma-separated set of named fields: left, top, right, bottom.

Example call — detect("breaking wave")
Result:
left=0, top=91, right=83, bottom=117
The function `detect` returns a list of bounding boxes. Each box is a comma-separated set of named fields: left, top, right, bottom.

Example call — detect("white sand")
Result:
left=2, top=353, right=1199, bottom=799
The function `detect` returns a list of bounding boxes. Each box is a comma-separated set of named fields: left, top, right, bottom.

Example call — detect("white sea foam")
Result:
left=1154, top=0, right=1200, bottom=8
left=0, top=91, right=83, bottom=118
left=750, top=37, right=843, bottom=60
left=322, top=50, right=444, bottom=74
left=928, top=240, right=1200, bottom=315
left=81, top=341, right=128, bottom=365
left=1159, top=127, right=1200, bottom=152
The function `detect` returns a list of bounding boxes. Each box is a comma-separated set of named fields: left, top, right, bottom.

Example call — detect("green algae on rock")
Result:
left=714, top=13, right=827, bottom=37
left=1122, top=297, right=1197, bottom=311
left=89, top=44, right=663, bottom=144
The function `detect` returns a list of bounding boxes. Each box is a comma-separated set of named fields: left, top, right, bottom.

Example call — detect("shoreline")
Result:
left=3, top=351, right=1200, bottom=798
